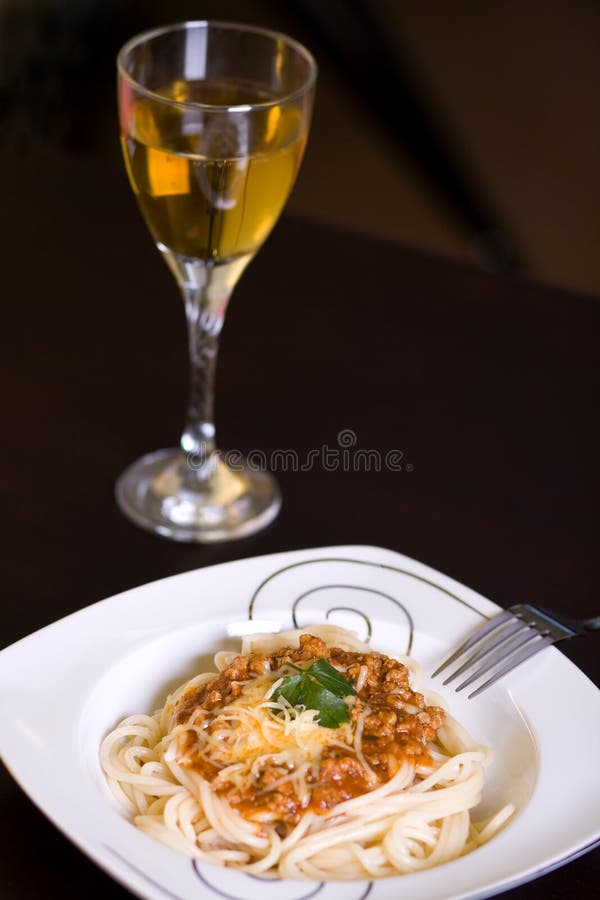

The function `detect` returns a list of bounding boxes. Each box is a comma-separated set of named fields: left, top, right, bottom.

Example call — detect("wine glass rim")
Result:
left=117, top=20, right=317, bottom=112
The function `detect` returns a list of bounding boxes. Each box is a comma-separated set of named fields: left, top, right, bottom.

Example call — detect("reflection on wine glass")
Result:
left=116, top=22, right=316, bottom=542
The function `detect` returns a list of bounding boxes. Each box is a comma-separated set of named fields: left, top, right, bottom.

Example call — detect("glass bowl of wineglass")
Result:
left=115, top=21, right=316, bottom=542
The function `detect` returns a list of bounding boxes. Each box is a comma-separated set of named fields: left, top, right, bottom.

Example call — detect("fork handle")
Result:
left=583, top=617, right=600, bottom=631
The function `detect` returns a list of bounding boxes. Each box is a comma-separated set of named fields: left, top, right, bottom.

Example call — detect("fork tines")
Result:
left=432, top=604, right=557, bottom=698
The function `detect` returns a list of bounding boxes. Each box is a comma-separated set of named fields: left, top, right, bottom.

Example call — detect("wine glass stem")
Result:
left=159, top=247, right=253, bottom=483
left=179, top=283, right=225, bottom=482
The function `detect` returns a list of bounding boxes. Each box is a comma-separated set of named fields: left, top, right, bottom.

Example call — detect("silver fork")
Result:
left=432, top=604, right=600, bottom=698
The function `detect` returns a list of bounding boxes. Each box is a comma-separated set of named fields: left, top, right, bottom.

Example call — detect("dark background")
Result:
left=2, top=1, right=599, bottom=899
left=3, top=0, right=600, bottom=292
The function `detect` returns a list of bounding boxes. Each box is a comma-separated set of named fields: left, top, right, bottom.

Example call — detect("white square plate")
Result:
left=1, top=545, right=599, bottom=900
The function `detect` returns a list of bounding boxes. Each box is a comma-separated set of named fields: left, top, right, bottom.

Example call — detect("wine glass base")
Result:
left=115, top=448, right=281, bottom=543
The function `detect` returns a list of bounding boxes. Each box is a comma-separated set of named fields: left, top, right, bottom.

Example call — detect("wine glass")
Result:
left=115, top=22, right=316, bottom=542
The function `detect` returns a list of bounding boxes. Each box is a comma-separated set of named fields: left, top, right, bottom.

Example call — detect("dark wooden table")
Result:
left=3, top=146, right=599, bottom=898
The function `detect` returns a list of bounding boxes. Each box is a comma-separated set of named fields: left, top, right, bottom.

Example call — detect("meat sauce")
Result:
left=174, top=634, right=445, bottom=826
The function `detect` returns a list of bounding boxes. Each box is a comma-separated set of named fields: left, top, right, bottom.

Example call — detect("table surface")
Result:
left=3, top=147, right=599, bottom=898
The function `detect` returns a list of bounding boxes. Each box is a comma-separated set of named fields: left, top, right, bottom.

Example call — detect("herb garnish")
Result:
left=272, top=658, right=356, bottom=728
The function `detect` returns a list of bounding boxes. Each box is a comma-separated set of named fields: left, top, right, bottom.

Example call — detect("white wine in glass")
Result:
left=116, top=22, right=316, bottom=541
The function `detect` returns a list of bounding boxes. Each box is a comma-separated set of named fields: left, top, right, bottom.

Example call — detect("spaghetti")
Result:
left=100, top=625, right=513, bottom=880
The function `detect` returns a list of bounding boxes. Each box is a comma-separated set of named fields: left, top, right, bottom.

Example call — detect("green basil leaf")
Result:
left=306, top=659, right=356, bottom=697
left=272, top=673, right=303, bottom=707
left=301, top=680, right=350, bottom=728
left=269, top=657, right=355, bottom=728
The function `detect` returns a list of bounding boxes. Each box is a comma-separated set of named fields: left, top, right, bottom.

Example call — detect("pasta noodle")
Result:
left=100, top=625, right=513, bottom=880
